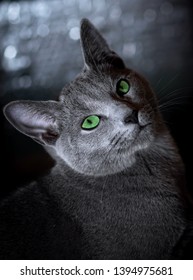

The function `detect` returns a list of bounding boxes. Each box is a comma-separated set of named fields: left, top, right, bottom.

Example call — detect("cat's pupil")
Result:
left=87, top=119, right=92, bottom=124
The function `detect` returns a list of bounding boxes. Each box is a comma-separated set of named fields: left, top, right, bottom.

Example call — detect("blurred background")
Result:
left=0, top=0, right=193, bottom=199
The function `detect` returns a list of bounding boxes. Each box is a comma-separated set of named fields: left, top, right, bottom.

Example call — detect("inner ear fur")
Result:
left=4, top=100, right=61, bottom=146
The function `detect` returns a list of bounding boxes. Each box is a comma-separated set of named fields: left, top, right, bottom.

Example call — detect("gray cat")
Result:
left=0, top=19, right=188, bottom=259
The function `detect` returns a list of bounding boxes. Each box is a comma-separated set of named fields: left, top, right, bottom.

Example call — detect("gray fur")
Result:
left=0, top=19, right=187, bottom=259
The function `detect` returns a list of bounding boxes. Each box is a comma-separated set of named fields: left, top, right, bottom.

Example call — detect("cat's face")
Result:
left=56, top=68, right=157, bottom=176
left=3, top=19, right=161, bottom=176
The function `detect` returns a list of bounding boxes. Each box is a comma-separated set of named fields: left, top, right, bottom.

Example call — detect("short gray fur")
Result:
left=0, top=19, right=188, bottom=259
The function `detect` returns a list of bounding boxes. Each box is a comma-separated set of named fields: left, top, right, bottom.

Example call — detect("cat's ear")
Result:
left=80, top=18, right=125, bottom=70
left=3, top=100, right=61, bottom=146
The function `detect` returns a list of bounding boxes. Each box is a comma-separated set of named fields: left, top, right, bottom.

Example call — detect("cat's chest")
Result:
left=59, top=177, right=181, bottom=232
left=59, top=184, right=182, bottom=259
left=49, top=174, right=185, bottom=259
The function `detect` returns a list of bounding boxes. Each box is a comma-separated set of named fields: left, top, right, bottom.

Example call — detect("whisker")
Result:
left=100, top=131, right=127, bottom=167
left=154, top=76, right=164, bottom=90
left=158, top=87, right=192, bottom=104
left=109, top=131, right=121, bottom=145
left=158, top=95, right=192, bottom=112
left=156, top=73, right=180, bottom=95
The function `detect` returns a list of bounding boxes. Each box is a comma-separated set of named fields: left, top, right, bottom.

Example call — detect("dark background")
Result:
left=0, top=0, right=193, bottom=199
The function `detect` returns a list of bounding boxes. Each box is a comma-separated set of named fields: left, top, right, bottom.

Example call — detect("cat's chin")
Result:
left=69, top=157, right=136, bottom=177
left=57, top=144, right=152, bottom=178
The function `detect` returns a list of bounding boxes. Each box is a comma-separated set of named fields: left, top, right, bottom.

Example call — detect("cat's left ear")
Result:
left=80, top=18, right=125, bottom=70
left=3, top=100, right=61, bottom=146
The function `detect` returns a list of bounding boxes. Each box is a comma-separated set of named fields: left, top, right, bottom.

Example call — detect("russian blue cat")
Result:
left=0, top=19, right=188, bottom=259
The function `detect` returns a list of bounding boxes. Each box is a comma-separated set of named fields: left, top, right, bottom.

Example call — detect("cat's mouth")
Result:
left=115, top=122, right=153, bottom=152
left=133, top=121, right=152, bottom=139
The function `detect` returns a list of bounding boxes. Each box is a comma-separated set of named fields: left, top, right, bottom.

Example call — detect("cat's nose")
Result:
left=124, top=110, right=138, bottom=124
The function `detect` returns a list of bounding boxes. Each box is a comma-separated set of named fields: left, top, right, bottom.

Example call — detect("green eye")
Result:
left=81, top=115, right=100, bottom=130
left=116, top=79, right=130, bottom=96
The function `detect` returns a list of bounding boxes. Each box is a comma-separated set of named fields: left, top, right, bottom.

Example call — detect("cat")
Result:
left=0, top=18, right=189, bottom=259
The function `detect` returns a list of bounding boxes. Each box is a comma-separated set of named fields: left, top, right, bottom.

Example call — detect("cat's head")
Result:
left=4, top=19, right=163, bottom=176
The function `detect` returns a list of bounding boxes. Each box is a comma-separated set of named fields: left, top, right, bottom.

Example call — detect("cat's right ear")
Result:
left=3, top=100, right=61, bottom=146
left=80, top=18, right=125, bottom=70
